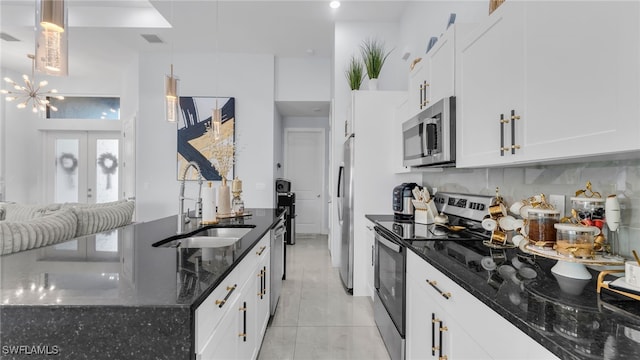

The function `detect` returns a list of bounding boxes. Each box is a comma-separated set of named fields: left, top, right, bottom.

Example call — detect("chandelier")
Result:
left=1, top=54, right=64, bottom=113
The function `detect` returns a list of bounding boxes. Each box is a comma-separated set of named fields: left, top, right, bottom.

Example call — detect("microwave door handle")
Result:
left=419, top=122, right=427, bottom=156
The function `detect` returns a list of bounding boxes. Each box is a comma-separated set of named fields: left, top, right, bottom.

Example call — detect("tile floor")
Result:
left=258, top=234, right=391, bottom=360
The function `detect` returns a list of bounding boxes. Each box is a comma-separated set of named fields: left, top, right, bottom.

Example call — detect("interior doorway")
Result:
left=284, top=128, right=326, bottom=234
left=44, top=131, right=121, bottom=204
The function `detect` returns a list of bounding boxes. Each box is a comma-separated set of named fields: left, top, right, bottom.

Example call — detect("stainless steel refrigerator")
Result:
left=338, top=134, right=355, bottom=291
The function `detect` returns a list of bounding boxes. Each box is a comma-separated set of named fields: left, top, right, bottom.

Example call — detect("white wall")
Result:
left=275, top=57, right=331, bottom=101
left=136, top=51, right=276, bottom=222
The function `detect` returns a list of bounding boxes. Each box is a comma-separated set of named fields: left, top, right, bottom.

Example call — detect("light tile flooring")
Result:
left=258, top=234, right=390, bottom=360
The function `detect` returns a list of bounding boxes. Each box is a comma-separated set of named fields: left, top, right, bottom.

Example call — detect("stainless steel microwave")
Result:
left=402, top=96, right=456, bottom=167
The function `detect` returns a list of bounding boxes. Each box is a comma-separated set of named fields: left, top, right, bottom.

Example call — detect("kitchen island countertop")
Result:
left=0, top=208, right=283, bottom=360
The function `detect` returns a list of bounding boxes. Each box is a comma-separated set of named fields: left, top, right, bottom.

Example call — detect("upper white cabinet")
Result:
left=457, top=1, right=640, bottom=168
left=407, top=24, right=475, bottom=119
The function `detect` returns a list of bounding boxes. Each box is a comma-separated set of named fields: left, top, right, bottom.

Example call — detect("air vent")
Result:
left=141, top=34, right=164, bottom=44
left=0, top=32, right=20, bottom=42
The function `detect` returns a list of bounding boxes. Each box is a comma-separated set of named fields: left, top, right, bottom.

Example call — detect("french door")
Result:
left=44, top=131, right=121, bottom=204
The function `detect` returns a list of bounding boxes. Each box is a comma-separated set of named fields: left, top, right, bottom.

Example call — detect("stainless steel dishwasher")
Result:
left=270, top=216, right=286, bottom=316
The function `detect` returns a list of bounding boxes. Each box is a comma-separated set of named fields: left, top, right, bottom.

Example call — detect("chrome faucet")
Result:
left=178, top=161, right=203, bottom=234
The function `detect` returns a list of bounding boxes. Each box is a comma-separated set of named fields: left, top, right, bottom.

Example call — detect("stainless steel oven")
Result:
left=402, top=96, right=456, bottom=167
left=374, top=226, right=406, bottom=360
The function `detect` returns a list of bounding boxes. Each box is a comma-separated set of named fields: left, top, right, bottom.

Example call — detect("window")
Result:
left=46, top=96, right=120, bottom=120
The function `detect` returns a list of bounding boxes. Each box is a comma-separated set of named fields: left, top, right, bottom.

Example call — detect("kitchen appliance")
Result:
left=393, top=183, right=418, bottom=219
left=277, top=192, right=296, bottom=246
left=275, top=178, right=291, bottom=193
left=338, top=134, right=355, bottom=291
left=373, top=192, right=495, bottom=360
left=402, top=96, right=456, bottom=167
left=270, top=216, right=286, bottom=316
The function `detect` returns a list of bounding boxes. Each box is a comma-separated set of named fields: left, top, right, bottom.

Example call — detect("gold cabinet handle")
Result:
left=500, top=113, right=506, bottom=156
left=510, top=110, right=519, bottom=154
left=256, top=246, right=267, bottom=256
left=427, top=280, right=452, bottom=299
left=216, top=284, right=237, bottom=308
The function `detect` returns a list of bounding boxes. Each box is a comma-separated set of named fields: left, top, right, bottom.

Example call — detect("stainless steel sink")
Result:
left=174, top=236, right=241, bottom=248
left=154, top=226, right=254, bottom=248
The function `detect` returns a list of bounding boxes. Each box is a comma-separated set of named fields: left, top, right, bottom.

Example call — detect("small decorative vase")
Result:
left=217, top=178, right=231, bottom=216
left=368, top=78, right=379, bottom=91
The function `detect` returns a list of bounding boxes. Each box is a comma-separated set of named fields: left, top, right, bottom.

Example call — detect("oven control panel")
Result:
left=433, top=192, right=496, bottom=222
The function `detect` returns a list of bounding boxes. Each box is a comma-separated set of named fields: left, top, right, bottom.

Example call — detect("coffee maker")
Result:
left=393, top=182, right=418, bottom=220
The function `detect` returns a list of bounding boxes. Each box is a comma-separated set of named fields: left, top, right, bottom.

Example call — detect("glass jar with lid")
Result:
left=570, top=197, right=605, bottom=228
left=526, top=208, right=560, bottom=247
left=554, top=223, right=599, bottom=258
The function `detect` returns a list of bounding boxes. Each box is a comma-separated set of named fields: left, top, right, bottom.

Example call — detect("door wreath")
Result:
left=97, top=152, right=118, bottom=189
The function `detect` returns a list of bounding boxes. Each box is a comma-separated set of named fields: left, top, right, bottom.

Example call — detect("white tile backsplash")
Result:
left=422, top=159, right=640, bottom=258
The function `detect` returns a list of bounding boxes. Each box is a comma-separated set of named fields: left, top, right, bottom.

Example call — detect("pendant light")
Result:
left=35, top=0, right=68, bottom=76
left=166, top=64, right=179, bottom=123
left=211, top=0, right=221, bottom=136
left=165, top=0, right=179, bottom=123
left=212, top=99, right=221, bottom=139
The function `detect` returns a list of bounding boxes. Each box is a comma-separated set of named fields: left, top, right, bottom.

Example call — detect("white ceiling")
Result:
left=0, top=0, right=409, bottom=116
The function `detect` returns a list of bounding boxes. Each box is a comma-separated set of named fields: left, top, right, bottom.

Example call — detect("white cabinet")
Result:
left=406, top=253, right=491, bottom=360
left=456, top=2, right=525, bottom=168
left=406, top=251, right=559, bottom=360
left=256, top=245, right=270, bottom=338
left=196, top=234, right=270, bottom=360
left=408, top=60, right=429, bottom=119
left=457, top=1, right=640, bottom=168
left=348, top=90, right=409, bottom=296
left=407, top=24, right=473, bottom=119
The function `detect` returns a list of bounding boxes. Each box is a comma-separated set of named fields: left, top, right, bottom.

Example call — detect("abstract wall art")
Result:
left=177, top=96, right=235, bottom=181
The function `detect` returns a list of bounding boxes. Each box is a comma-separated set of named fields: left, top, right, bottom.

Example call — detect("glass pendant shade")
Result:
left=165, top=64, right=179, bottom=123
left=212, top=103, right=222, bottom=139
left=35, top=0, right=68, bottom=76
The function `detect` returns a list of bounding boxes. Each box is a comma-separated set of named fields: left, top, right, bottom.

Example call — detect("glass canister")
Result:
left=570, top=197, right=605, bottom=228
left=554, top=223, right=599, bottom=258
left=527, top=208, right=560, bottom=247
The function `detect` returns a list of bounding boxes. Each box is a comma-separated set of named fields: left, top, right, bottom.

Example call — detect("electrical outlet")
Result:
left=549, top=194, right=566, bottom=216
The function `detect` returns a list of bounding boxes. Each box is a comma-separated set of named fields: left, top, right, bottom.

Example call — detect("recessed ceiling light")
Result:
left=330, top=1, right=341, bottom=9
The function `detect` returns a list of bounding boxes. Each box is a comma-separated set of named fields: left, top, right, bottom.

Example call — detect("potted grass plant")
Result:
left=360, top=38, right=392, bottom=90
left=345, top=55, right=365, bottom=91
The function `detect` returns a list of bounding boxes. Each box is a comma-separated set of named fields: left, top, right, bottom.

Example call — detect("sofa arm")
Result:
left=0, top=208, right=77, bottom=255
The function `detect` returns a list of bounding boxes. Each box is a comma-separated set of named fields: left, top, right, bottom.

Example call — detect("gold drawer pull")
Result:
left=216, top=284, right=237, bottom=308
left=427, top=279, right=452, bottom=300
left=256, top=246, right=267, bottom=256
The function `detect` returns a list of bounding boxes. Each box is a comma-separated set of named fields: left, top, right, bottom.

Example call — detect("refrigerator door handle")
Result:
left=337, top=165, right=344, bottom=222
left=337, top=165, right=344, bottom=197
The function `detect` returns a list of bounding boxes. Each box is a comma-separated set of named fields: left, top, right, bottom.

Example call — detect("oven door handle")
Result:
left=375, top=230, right=401, bottom=253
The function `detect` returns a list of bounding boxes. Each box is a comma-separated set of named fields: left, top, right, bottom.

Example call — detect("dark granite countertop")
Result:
left=1, top=208, right=283, bottom=308
left=367, top=214, right=640, bottom=360
left=0, top=208, right=283, bottom=360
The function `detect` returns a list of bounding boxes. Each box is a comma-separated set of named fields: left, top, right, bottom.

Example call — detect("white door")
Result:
left=284, top=129, right=325, bottom=234
left=44, top=131, right=121, bottom=204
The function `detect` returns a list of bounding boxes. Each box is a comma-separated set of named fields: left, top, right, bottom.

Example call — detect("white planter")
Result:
left=368, top=78, right=378, bottom=91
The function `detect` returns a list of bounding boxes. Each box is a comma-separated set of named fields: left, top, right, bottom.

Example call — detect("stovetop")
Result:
left=377, top=216, right=491, bottom=242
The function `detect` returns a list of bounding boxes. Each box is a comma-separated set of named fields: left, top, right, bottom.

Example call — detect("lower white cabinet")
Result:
left=406, top=257, right=490, bottom=360
left=406, top=251, right=559, bottom=360
left=196, top=234, right=271, bottom=360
